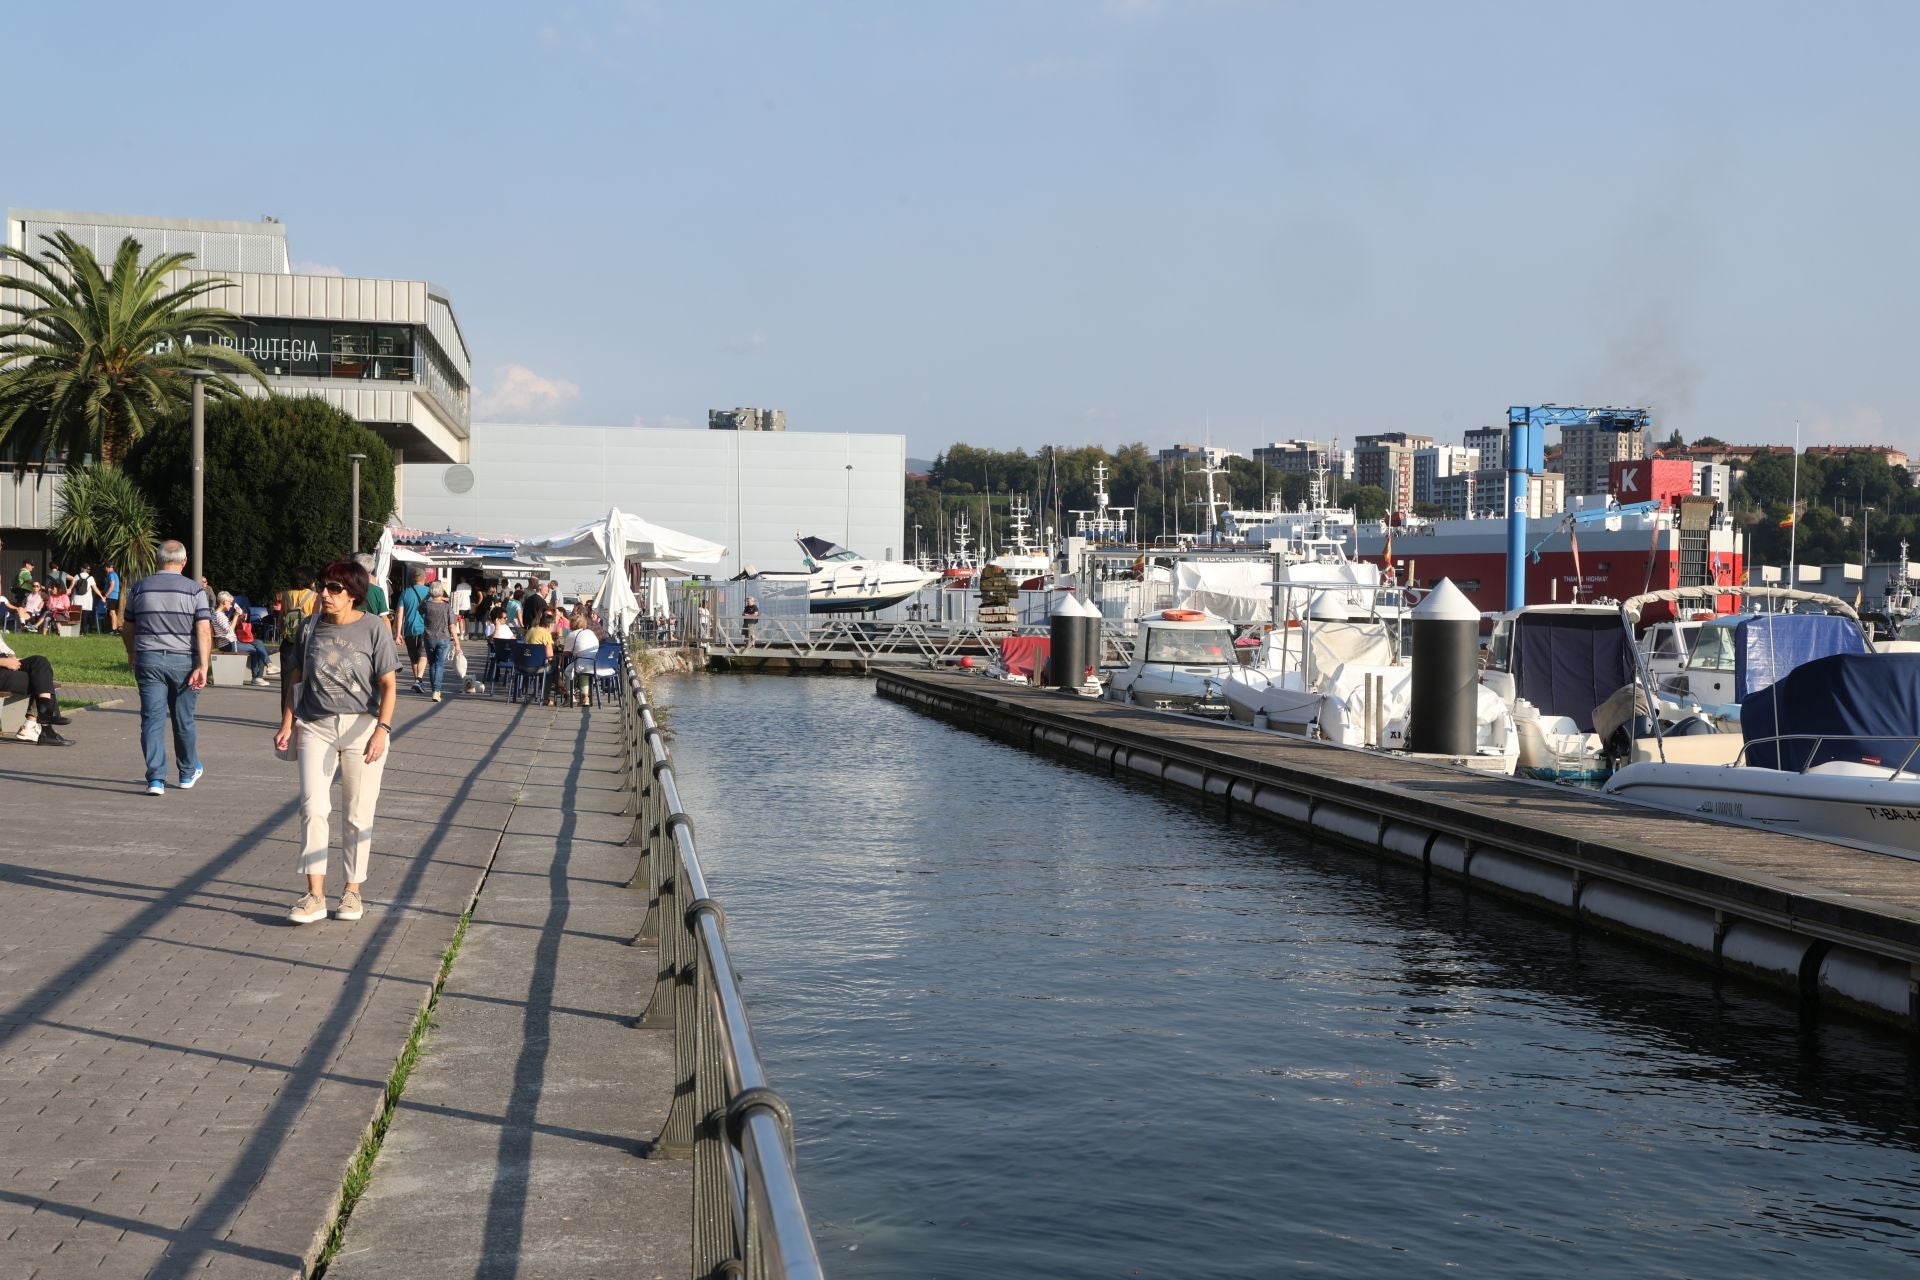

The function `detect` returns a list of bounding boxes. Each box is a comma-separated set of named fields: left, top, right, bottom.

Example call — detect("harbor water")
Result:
left=665, top=674, right=1920, bottom=1278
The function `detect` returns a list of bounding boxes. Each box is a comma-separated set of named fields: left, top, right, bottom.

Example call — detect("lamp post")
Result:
left=347, top=453, right=368, bottom=553
left=844, top=463, right=854, bottom=547
left=1864, top=506, right=1874, bottom=567
left=185, top=370, right=214, bottom=583
left=913, top=522, right=922, bottom=565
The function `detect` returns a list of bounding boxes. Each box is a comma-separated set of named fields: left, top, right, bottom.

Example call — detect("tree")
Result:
left=1693, top=435, right=1727, bottom=448
left=0, top=232, right=267, bottom=465
left=124, top=395, right=394, bottom=600
left=1346, top=484, right=1389, bottom=522
left=51, top=464, right=161, bottom=581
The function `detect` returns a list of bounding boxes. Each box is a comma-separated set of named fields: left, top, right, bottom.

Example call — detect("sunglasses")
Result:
left=320, top=582, right=350, bottom=594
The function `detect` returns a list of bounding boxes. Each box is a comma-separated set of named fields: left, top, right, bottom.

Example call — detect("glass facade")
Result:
left=185, top=320, right=417, bottom=381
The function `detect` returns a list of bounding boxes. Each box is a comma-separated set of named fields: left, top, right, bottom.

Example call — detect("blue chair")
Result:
left=589, top=641, right=624, bottom=707
left=248, top=606, right=275, bottom=643
left=484, top=638, right=516, bottom=696
left=509, top=642, right=550, bottom=704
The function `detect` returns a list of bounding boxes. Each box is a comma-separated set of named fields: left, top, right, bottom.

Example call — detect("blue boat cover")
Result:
left=1509, top=613, right=1638, bottom=732
left=1732, top=613, right=1867, bottom=700
left=1741, top=652, right=1920, bottom=771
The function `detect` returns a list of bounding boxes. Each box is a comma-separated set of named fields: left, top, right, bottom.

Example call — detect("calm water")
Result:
left=665, top=674, right=1920, bottom=1279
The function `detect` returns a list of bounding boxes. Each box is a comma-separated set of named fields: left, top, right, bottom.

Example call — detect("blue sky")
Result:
left=7, top=1, right=1916, bottom=459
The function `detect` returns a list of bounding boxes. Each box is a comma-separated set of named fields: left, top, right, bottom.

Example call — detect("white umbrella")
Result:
left=514, top=508, right=727, bottom=567
left=373, top=525, right=395, bottom=589
left=594, top=566, right=642, bottom=633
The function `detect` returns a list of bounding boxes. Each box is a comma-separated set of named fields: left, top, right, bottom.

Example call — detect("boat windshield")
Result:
left=1649, top=623, right=1699, bottom=659
left=1487, top=619, right=1513, bottom=672
left=1686, top=624, right=1738, bottom=672
left=1144, top=627, right=1234, bottom=664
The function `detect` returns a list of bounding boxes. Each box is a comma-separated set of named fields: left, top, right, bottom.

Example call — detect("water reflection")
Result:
left=666, top=673, right=1920, bottom=1279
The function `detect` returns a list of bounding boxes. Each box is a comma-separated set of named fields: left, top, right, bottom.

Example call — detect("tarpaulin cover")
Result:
left=1742, top=652, right=1920, bottom=771
left=999, top=636, right=1050, bottom=683
left=1733, top=613, right=1867, bottom=701
left=1509, top=613, right=1637, bottom=733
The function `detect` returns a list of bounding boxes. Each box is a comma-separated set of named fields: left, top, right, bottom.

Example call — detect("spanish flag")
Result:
left=1777, top=512, right=1795, bottom=529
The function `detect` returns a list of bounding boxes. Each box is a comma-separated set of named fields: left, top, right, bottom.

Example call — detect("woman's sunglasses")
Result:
left=320, top=582, right=350, bottom=594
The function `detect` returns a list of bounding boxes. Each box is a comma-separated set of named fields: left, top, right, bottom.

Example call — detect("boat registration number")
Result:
left=1698, top=800, right=1745, bottom=818
left=1864, top=806, right=1920, bottom=823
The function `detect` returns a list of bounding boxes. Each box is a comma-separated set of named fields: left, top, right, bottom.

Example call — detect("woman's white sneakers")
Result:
left=288, top=892, right=327, bottom=924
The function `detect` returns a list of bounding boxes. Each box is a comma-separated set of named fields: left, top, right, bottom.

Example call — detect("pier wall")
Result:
left=877, top=670, right=1920, bottom=1032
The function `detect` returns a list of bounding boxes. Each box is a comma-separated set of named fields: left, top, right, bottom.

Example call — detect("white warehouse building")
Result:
left=402, top=422, right=907, bottom=579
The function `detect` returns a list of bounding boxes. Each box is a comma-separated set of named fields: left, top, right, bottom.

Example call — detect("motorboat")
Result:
left=1480, top=604, right=1638, bottom=782
left=1640, top=619, right=1704, bottom=681
left=987, top=496, right=1053, bottom=589
left=1604, top=653, right=1920, bottom=860
left=1106, top=609, right=1238, bottom=715
left=751, top=536, right=940, bottom=614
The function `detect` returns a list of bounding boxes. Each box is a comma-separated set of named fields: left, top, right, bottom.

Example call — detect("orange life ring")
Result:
left=1161, top=608, right=1208, bottom=621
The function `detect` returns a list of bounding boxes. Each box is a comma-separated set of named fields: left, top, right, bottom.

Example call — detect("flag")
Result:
left=1778, top=513, right=1795, bottom=528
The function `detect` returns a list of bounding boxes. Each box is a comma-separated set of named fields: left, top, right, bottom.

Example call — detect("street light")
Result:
left=913, top=521, right=922, bottom=565
left=347, top=453, right=368, bottom=554
left=1864, top=505, right=1874, bottom=567
left=844, top=463, right=854, bottom=547
left=185, top=370, right=215, bottom=583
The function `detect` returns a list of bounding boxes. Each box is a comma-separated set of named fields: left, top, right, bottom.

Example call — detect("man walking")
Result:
left=396, top=567, right=431, bottom=693
left=122, top=540, right=212, bottom=796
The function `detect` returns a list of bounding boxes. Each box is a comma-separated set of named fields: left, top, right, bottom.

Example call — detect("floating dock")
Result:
left=877, top=669, right=1920, bottom=1031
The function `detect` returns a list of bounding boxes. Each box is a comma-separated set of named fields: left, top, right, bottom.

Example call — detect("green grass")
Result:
left=6, top=633, right=135, bottom=687
left=311, top=911, right=472, bottom=1277
left=57, top=697, right=101, bottom=711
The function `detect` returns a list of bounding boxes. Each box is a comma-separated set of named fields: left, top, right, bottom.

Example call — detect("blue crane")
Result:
left=1502, top=405, right=1651, bottom=610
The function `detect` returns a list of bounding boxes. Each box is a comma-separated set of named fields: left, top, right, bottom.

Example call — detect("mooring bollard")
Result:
left=1408, top=577, right=1481, bottom=755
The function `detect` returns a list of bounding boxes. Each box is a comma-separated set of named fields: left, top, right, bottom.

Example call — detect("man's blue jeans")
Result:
left=135, top=653, right=199, bottom=784
left=426, top=638, right=452, bottom=695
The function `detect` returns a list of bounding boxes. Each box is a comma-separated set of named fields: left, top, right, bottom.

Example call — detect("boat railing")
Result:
left=615, top=638, right=826, bottom=1280
left=1730, top=733, right=1920, bottom=779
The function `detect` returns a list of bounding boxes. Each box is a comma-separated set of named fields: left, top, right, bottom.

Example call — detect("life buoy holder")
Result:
left=1160, top=608, right=1208, bottom=621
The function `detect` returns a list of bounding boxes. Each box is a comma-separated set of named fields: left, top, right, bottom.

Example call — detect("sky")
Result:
left=6, top=1, right=1917, bottom=461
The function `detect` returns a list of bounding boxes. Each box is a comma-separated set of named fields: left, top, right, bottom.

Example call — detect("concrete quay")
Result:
left=0, top=679, right=685, bottom=1277
left=879, top=668, right=1920, bottom=1031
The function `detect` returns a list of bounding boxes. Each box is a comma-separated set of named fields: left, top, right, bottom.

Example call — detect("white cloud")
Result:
left=292, top=260, right=345, bottom=277
left=476, top=363, right=581, bottom=420
left=724, top=329, right=769, bottom=355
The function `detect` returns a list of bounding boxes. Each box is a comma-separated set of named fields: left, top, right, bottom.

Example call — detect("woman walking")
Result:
left=275, top=559, right=399, bottom=925
left=422, top=580, right=456, bottom=702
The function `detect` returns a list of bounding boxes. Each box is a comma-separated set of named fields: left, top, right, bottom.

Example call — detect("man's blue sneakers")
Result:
left=179, top=763, right=204, bottom=790
left=145, top=780, right=165, bottom=797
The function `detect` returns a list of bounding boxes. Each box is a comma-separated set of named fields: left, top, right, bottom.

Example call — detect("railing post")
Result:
left=691, top=905, right=735, bottom=1276
left=636, top=792, right=679, bottom=1027
left=652, top=849, right=701, bottom=1158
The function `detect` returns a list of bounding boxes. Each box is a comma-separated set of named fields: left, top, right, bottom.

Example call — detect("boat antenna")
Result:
left=1787, top=420, right=1800, bottom=587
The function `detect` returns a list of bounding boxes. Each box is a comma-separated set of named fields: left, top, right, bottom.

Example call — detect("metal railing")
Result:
left=615, top=641, right=825, bottom=1279
left=1732, top=733, right=1920, bottom=778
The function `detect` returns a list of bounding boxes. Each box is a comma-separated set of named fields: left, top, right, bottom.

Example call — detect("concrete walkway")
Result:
left=0, top=677, right=685, bottom=1277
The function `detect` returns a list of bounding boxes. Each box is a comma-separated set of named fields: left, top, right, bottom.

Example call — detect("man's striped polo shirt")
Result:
left=126, top=571, right=212, bottom=656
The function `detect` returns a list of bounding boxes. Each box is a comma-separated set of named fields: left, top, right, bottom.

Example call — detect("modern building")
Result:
left=710, top=407, right=786, bottom=432
left=1555, top=421, right=1645, bottom=498
left=1, top=207, right=472, bottom=578
left=1412, top=445, right=1479, bottom=508
left=1351, top=432, right=1432, bottom=516
left=1443, top=467, right=1564, bottom=521
left=402, top=422, right=907, bottom=581
left=5, top=208, right=471, bottom=466
left=1251, top=439, right=1348, bottom=478
left=1692, top=461, right=1731, bottom=503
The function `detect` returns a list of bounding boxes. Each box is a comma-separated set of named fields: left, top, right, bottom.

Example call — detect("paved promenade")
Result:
left=0, top=679, right=684, bottom=1277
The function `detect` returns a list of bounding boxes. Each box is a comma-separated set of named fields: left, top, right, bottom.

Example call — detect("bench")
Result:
left=0, top=692, right=27, bottom=736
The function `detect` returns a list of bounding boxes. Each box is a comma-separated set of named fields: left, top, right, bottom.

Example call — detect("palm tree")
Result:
left=0, top=232, right=268, bottom=466
left=51, top=463, right=161, bottom=581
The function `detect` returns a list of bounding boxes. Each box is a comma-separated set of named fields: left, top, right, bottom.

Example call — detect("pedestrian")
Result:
left=354, top=553, right=389, bottom=621
left=45, top=561, right=69, bottom=592
left=503, top=587, right=523, bottom=632
left=397, top=568, right=431, bottom=693
left=450, top=577, right=472, bottom=640
left=742, top=595, right=760, bottom=643
left=13, top=559, right=34, bottom=606
left=103, top=561, right=122, bottom=632
left=0, top=630, right=73, bottom=745
left=422, top=580, right=456, bottom=702
left=122, top=539, right=211, bottom=796
left=275, top=558, right=399, bottom=925
left=70, top=564, right=97, bottom=633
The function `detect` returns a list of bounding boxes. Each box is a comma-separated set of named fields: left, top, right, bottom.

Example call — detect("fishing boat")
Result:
left=1105, top=609, right=1237, bottom=715
left=988, top=496, right=1053, bottom=589
left=1604, top=653, right=1920, bottom=860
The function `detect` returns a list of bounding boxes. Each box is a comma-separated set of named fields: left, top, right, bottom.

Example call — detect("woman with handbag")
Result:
left=274, top=559, right=400, bottom=925
left=213, top=591, right=273, bottom=685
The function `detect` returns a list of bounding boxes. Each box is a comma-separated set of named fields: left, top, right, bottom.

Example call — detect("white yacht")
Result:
left=752, top=536, right=941, bottom=614
left=988, top=496, right=1052, bottom=589
left=1105, top=610, right=1238, bottom=715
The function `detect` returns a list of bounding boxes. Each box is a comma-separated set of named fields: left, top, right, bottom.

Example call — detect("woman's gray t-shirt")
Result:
left=296, top=613, right=400, bottom=721
left=423, top=598, right=454, bottom=641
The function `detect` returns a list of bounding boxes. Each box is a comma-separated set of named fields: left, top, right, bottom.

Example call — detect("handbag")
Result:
left=275, top=622, right=316, bottom=764
left=236, top=619, right=255, bottom=643
left=452, top=644, right=468, bottom=678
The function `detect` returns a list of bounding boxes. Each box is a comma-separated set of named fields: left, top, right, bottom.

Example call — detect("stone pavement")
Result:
left=326, top=709, right=687, bottom=1279
left=0, top=677, right=685, bottom=1277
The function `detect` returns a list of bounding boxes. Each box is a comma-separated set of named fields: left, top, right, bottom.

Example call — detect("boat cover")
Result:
left=1741, top=652, right=1920, bottom=771
left=1509, top=613, right=1638, bottom=733
left=999, top=636, right=1050, bottom=683
left=1731, top=613, right=1868, bottom=700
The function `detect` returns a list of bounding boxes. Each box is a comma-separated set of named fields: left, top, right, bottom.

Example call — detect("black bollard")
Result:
left=1049, top=596, right=1088, bottom=690
left=1408, top=578, right=1480, bottom=755
left=1073, top=604, right=1102, bottom=690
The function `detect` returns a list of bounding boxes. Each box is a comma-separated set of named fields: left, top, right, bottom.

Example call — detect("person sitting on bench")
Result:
left=0, top=630, right=72, bottom=745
